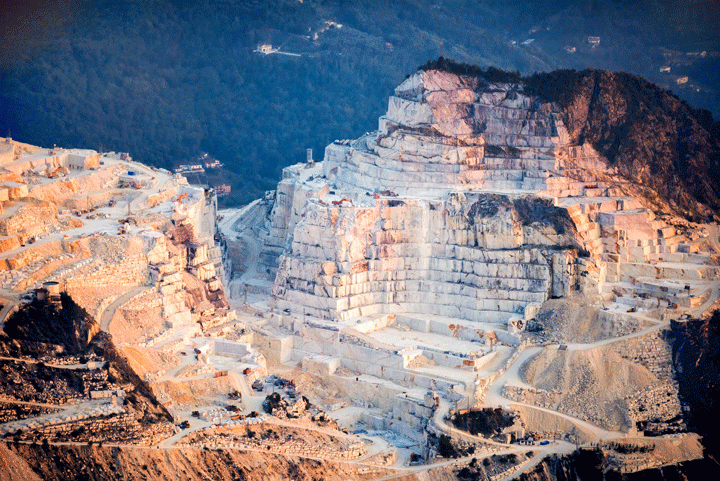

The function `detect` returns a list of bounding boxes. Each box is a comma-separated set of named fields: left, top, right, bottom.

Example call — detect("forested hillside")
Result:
left=1, top=0, right=718, bottom=204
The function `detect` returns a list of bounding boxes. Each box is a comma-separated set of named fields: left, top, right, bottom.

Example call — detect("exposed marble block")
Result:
left=161, top=272, right=182, bottom=284
left=302, top=356, right=341, bottom=376
left=659, top=226, right=676, bottom=237
left=193, top=262, right=216, bottom=281
left=385, top=96, right=435, bottom=126
left=162, top=292, right=185, bottom=306
left=188, top=244, right=208, bottom=266
left=159, top=283, right=180, bottom=296
left=167, top=310, right=193, bottom=327
left=161, top=300, right=184, bottom=316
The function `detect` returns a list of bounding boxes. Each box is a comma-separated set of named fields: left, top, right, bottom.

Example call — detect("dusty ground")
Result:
left=531, top=297, right=643, bottom=343
left=518, top=346, right=659, bottom=431
left=0, top=443, right=397, bottom=481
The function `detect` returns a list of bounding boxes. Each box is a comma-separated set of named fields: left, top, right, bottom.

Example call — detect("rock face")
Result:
left=524, top=68, right=720, bottom=223
left=326, top=69, right=564, bottom=195
left=272, top=193, right=578, bottom=324
left=266, top=69, right=590, bottom=327
left=262, top=67, right=718, bottom=328
left=251, top=66, right=720, bottom=450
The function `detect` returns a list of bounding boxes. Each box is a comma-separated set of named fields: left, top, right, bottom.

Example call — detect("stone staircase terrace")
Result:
left=364, top=326, right=487, bottom=360
left=633, top=278, right=712, bottom=309
left=327, top=135, right=558, bottom=195
left=298, top=334, right=457, bottom=394
left=556, top=196, right=645, bottom=214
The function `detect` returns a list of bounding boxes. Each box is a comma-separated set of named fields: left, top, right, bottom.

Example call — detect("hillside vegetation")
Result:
left=525, top=69, right=720, bottom=222
left=1, top=0, right=718, bottom=205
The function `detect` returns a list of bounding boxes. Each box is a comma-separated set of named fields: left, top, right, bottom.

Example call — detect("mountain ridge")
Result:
left=416, top=58, right=720, bottom=222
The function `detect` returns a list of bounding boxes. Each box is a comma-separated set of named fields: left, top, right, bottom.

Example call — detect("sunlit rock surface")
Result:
left=248, top=68, right=718, bottom=459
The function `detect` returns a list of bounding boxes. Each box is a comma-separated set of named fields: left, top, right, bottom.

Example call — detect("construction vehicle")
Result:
left=174, top=193, right=189, bottom=203
left=47, top=167, right=67, bottom=178
left=331, top=197, right=354, bottom=207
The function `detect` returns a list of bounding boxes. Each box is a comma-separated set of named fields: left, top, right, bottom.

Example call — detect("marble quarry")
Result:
left=0, top=138, right=268, bottom=445
left=1, top=67, right=717, bottom=473
left=242, top=69, right=719, bottom=444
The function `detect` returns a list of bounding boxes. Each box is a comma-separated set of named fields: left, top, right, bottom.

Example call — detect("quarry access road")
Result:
left=0, top=398, right=65, bottom=410
left=0, top=291, right=20, bottom=330
left=481, top=308, right=686, bottom=443
left=371, top=441, right=575, bottom=481
left=0, top=398, right=121, bottom=435
left=687, top=280, right=720, bottom=318
left=158, top=415, right=212, bottom=447
left=482, top=351, right=607, bottom=441
left=563, top=318, right=671, bottom=351
left=219, top=202, right=269, bottom=286
left=433, top=399, right=515, bottom=449
left=484, top=343, right=638, bottom=442
left=0, top=356, right=105, bottom=371
left=160, top=413, right=384, bottom=453
left=263, top=416, right=379, bottom=445
left=218, top=204, right=253, bottom=234
left=156, top=410, right=395, bottom=465
left=157, top=343, right=200, bottom=382
left=489, top=440, right=577, bottom=481
left=99, top=285, right=149, bottom=332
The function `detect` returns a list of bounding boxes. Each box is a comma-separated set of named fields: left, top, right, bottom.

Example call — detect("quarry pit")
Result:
left=0, top=67, right=718, bottom=479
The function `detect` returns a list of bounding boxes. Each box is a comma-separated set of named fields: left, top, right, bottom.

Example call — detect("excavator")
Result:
left=47, top=167, right=67, bottom=178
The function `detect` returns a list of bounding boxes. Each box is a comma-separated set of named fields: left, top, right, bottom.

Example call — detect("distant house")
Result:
left=660, top=66, right=671, bottom=73
left=204, top=159, right=223, bottom=169
left=588, top=36, right=601, bottom=46
left=521, top=39, right=535, bottom=46
left=259, top=44, right=273, bottom=54
left=174, top=164, right=204, bottom=173
left=214, top=184, right=231, bottom=197
left=677, top=76, right=689, bottom=85
left=564, top=46, right=577, bottom=53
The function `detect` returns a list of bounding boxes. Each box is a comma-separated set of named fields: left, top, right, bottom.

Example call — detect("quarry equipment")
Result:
left=47, top=167, right=67, bottom=178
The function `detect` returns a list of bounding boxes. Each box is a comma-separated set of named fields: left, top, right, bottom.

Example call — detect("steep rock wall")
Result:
left=271, top=193, right=580, bottom=323
left=525, top=69, right=720, bottom=222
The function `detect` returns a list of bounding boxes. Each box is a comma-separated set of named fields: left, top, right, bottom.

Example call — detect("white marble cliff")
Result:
left=247, top=69, right=720, bottom=435
left=262, top=69, right=718, bottom=330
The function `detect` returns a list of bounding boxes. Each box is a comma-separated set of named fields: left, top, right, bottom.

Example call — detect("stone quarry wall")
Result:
left=261, top=71, right=603, bottom=326
left=28, top=165, right=123, bottom=205
left=271, top=192, right=580, bottom=323
left=0, top=201, right=57, bottom=237
left=264, top=69, right=720, bottom=327
left=323, top=72, right=566, bottom=197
